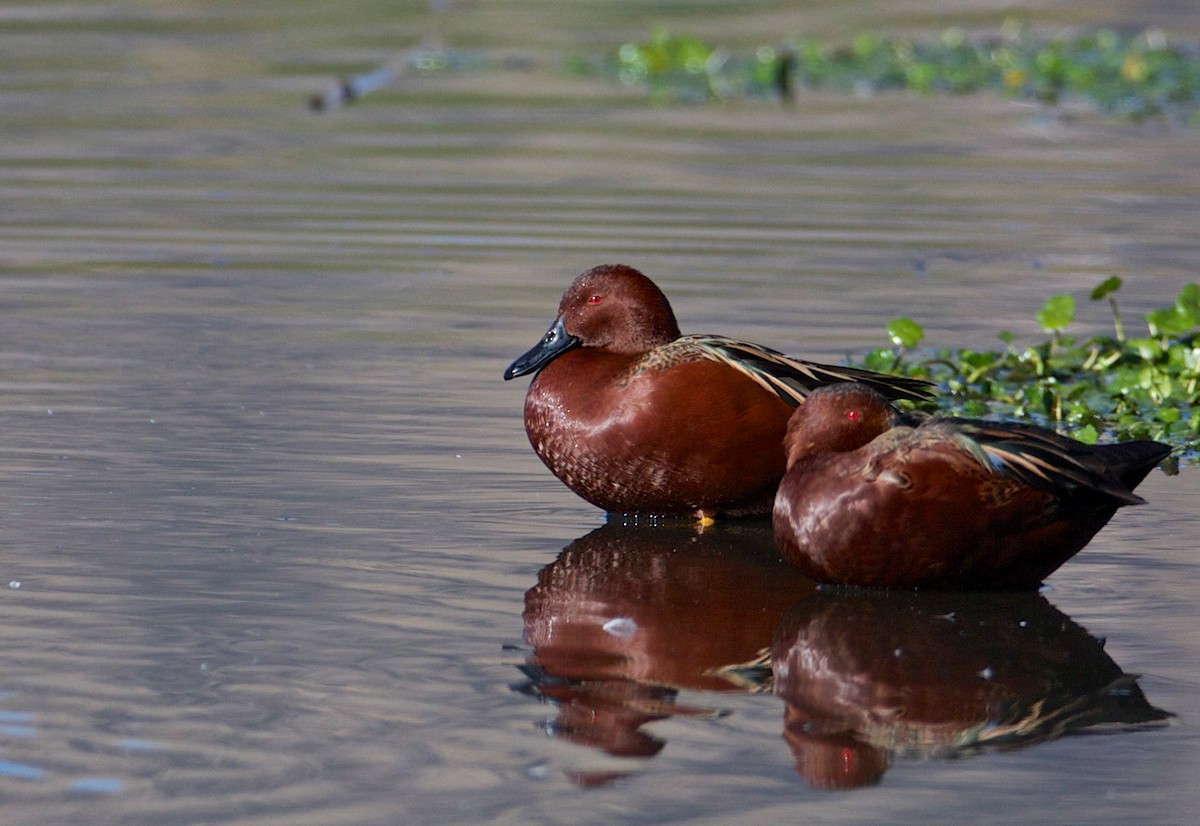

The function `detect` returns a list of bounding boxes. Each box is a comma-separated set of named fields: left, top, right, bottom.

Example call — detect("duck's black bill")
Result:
left=503, top=316, right=581, bottom=380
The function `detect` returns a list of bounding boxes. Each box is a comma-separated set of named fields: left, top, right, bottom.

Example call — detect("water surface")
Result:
left=0, top=1, right=1198, bottom=823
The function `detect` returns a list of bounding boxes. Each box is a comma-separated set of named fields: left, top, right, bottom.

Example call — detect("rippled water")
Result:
left=1, top=1, right=1198, bottom=823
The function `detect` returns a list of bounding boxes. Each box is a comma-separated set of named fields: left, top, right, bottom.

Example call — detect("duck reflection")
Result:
left=516, top=520, right=813, bottom=781
left=772, top=590, right=1172, bottom=790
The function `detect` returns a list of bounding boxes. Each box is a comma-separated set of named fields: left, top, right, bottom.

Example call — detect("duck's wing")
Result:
left=928, top=416, right=1165, bottom=505
left=679, top=334, right=935, bottom=405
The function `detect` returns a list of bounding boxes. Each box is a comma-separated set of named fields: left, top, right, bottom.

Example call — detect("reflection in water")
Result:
left=772, top=590, right=1172, bottom=790
left=517, top=527, right=1172, bottom=790
left=516, top=521, right=814, bottom=784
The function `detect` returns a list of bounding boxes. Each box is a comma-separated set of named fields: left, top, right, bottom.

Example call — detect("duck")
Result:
left=503, top=264, right=932, bottom=518
left=772, top=382, right=1171, bottom=589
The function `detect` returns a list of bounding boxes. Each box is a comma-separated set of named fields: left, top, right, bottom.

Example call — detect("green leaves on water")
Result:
left=615, top=24, right=1200, bottom=123
left=856, top=279, right=1200, bottom=459
left=617, top=31, right=722, bottom=101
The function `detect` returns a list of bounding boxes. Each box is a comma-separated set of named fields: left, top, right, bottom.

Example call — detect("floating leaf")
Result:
left=1176, top=283, right=1200, bottom=324
left=1090, top=276, right=1123, bottom=300
left=1146, top=307, right=1194, bottom=337
left=886, top=317, right=925, bottom=349
left=1036, top=294, right=1075, bottom=333
left=1128, top=337, right=1164, bottom=361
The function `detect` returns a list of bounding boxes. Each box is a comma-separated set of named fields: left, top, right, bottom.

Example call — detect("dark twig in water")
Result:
left=310, top=57, right=410, bottom=112
left=774, top=50, right=795, bottom=104
left=309, top=42, right=544, bottom=113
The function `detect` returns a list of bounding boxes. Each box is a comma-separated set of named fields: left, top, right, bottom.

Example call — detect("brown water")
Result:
left=1, top=1, right=1198, bottom=823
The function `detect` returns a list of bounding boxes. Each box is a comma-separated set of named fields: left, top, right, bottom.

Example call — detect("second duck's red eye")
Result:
left=587, top=294, right=603, bottom=304
left=846, top=409, right=860, bottom=421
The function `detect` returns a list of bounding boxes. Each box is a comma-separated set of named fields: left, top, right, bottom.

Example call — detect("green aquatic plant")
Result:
left=314, top=24, right=1200, bottom=123
left=854, top=279, right=1200, bottom=461
left=615, top=24, right=1200, bottom=123
left=616, top=30, right=723, bottom=102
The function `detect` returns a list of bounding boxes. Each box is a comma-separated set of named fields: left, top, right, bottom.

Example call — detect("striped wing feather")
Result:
left=682, top=335, right=934, bottom=405
left=933, top=417, right=1158, bottom=505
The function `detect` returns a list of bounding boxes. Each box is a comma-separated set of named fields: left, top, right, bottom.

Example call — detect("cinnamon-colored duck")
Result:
left=772, top=383, right=1171, bottom=589
left=503, top=265, right=932, bottom=518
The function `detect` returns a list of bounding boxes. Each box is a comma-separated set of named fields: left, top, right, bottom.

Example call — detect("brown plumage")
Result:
left=504, top=264, right=932, bottom=517
left=772, top=383, right=1171, bottom=589
left=772, top=590, right=1171, bottom=789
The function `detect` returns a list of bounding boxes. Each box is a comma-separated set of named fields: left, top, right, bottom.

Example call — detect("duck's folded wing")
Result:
left=936, top=417, right=1158, bottom=505
left=681, top=334, right=935, bottom=405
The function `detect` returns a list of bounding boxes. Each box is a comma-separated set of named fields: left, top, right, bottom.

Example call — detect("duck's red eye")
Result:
left=587, top=294, right=603, bottom=304
left=846, top=409, right=860, bottom=421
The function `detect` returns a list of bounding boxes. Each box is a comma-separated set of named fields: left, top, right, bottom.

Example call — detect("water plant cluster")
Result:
left=614, top=25, right=1200, bottom=123
left=851, top=279, right=1200, bottom=462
